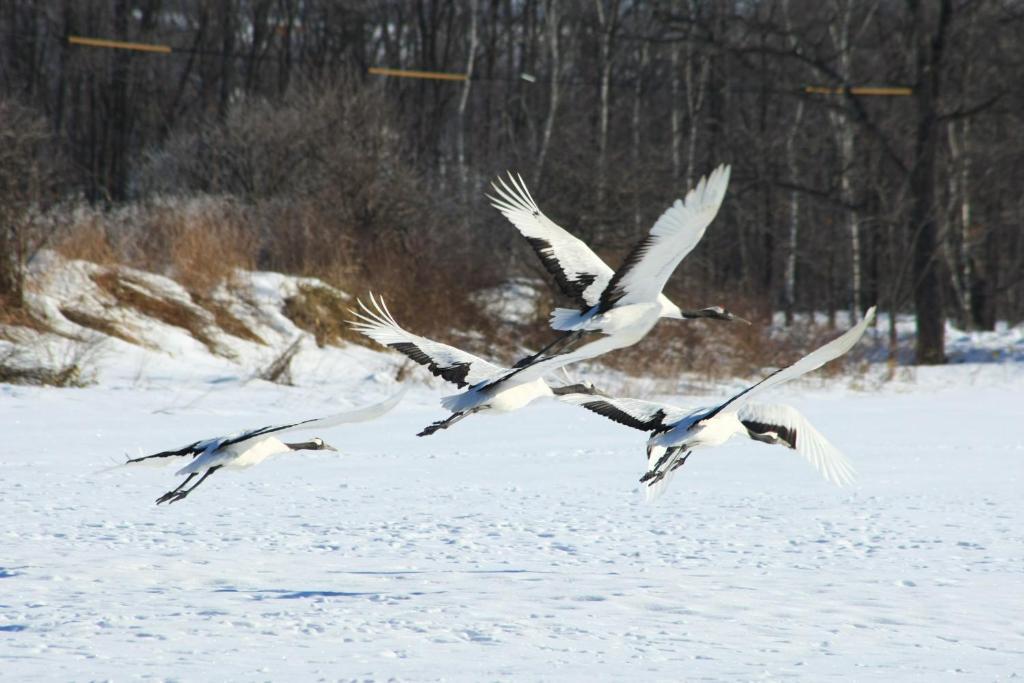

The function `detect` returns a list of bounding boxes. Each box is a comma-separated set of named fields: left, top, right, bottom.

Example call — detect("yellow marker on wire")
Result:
left=68, top=35, right=172, bottom=54
left=805, top=85, right=912, bottom=96
left=368, top=66, right=468, bottom=82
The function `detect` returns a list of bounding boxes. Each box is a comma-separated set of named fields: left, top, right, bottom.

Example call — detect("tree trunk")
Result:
left=670, top=0, right=681, bottom=180
left=456, top=0, right=478, bottom=202
left=833, top=115, right=862, bottom=317
left=631, top=43, right=648, bottom=229
left=908, top=0, right=950, bottom=364
left=595, top=0, right=619, bottom=209
left=683, top=0, right=708, bottom=188
left=829, top=1, right=861, bottom=319
left=945, top=119, right=974, bottom=330
left=218, top=1, right=236, bottom=120
left=534, top=0, right=560, bottom=187
left=783, top=100, right=804, bottom=325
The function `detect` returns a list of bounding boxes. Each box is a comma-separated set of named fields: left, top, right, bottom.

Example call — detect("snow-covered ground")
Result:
left=2, top=337, right=1023, bottom=680
left=2, top=253, right=1022, bottom=679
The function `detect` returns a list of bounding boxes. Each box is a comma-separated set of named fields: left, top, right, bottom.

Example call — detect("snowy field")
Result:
left=2, top=305, right=1024, bottom=681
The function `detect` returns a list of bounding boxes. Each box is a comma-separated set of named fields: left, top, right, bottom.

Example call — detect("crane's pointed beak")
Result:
left=321, top=441, right=339, bottom=452
left=731, top=313, right=752, bottom=325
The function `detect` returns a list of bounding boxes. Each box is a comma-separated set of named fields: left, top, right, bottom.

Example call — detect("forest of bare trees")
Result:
left=1, top=0, right=1022, bottom=365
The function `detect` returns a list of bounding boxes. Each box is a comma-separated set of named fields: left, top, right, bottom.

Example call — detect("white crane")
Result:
left=488, top=164, right=746, bottom=370
left=349, top=294, right=607, bottom=436
left=562, top=307, right=876, bottom=500
left=125, top=390, right=406, bottom=504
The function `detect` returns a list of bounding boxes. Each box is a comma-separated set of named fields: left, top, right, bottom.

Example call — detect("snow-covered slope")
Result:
left=1, top=251, right=401, bottom=388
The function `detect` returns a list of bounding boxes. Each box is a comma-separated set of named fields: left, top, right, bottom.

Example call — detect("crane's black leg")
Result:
left=156, top=472, right=197, bottom=504
left=512, top=330, right=585, bottom=368
left=669, top=450, right=693, bottom=471
left=417, top=408, right=481, bottom=437
left=163, top=466, right=222, bottom=504
left=640, top=446, right=689, bottom=485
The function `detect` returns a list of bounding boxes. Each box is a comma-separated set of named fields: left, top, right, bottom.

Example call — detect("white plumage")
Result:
left=563, top=307, right=876, bottom=499
left=349, top=294, right=608, bottom=435
left=485, top=165, right=743, bottom=390
left=125, top=389, right=406, bottom=503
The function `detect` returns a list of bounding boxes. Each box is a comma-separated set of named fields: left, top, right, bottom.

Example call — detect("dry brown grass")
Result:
left=257, top=337, right=302, bottom=385
left=0, top=341, right=97, bottom=388
left=283, top=284, right=362, bottom=347
left=52, top=198, right=258, bottom=296
left=91, top=271, right=221, bottom=353
left=58, top=307, right=141, bottom=346
left=53, top=218, right=119, bottom=265
left=129, top=199, right=258, bottom=296
left=324, top=230, right=503, bottom=359
left=191, top=293, right=265, bottom=345
left=0, top=360, right=88, bottom=387
left=0, top=305, right=50, bottom=336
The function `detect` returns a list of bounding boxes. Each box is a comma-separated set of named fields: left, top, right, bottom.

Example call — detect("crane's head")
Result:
left=581, top=380, right=611, bottom=398
left=286, top=437, right=338, bottom=452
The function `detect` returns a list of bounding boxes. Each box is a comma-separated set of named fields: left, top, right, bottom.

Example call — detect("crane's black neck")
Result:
left=552, top=383, right=607, bottom=397
left=681, top=307, right=728, bottom=320
left=285, top=440, right=321, bottom=451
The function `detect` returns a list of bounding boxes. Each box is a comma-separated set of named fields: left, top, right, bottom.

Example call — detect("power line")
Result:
left=68, top=35, right=171, bottom=54
left=368, top=66, right=467, bottom=82
left=62, top=34, right=912, bottom=99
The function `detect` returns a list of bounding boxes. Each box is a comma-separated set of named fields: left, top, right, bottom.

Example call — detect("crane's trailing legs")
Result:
left=512, top=330, right=586, bottom=368
left=640, top=446, right=691, bottom=485
left=418, top=408, right=483, bottom=437
left=156, top=466, right=222, bottom=505
left=154, top=472, right=197, bottom=504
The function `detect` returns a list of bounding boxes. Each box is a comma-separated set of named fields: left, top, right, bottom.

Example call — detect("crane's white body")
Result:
left=550, top=299, right=674, bottom=333
left=125, top=389, right=406, bottom=503
left=482, top=378, right=554, bottom=413
left=487, top=164, right=734, bottom=377
left=489, top=170, right=729, bottom=331
left=651, top=410, right=745, bottom=451
left=440, top=375, right=556, bottom=414
left=350, top=295, right=604, bottom=433
left=563, top=307, right=876, bottom=499
left=563, top=302, right=663, bottom=336
left=176, top=435, right=292, bottom=475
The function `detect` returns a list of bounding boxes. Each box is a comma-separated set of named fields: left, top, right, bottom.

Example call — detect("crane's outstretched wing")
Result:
left=598, top=164, right=731, bottom=311
left=739, top=403, right=856, bottom=486
left=280, top=387, right=408, bottom=433
left=124, top=438, right=219, bottom=466
left=558, top=393, right=694, bottom=433
left=476, top=330, right=631, bottom=398
left=125, top=389, right=406, bottom=467
left=489, top=172, right=613, bottom=310
left=703, top=306, right=877, bottom=421
left=350, top=294, right=505, bottom=388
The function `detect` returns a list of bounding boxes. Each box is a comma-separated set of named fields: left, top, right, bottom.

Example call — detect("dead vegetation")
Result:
left=282, top=283, right=361, bottom=347
left=0, top=340, right=99, bottom=388
left=256, top=337, right=302, bottom=385
left=52, top=196, right=258, bottom=297
left=90, top=271, right=222, bottom=354
left=58, top=307, right=141, bottom=346
left=0, top=306, right=50, bottom=337
left=191, top=293, right=265, bottom=345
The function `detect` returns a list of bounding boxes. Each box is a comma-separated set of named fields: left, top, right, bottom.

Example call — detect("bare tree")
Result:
left=0, top=100, right=62, bottom=309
